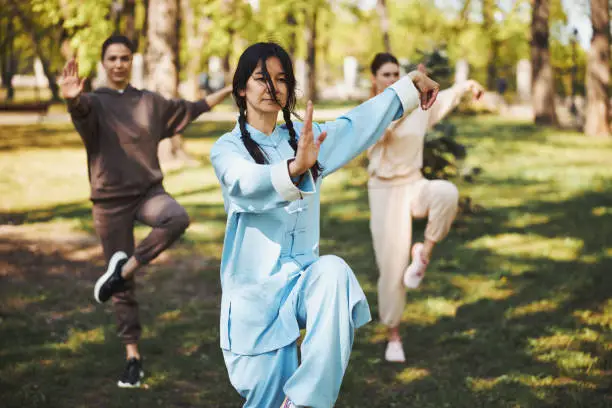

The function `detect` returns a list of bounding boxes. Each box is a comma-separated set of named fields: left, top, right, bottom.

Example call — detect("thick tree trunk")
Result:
left=305, top=7, right=318, bottom=102
left=584, top=0, right=610, bottom=137
left=181, top=0, right=211, bottom=101
left=376, top=0, right=391, bottom=53
left=1, top=16, right=16, bottom=101
left=530, top=0, right=558, bottom=125
left=147, top=0, right=189, bottom=164
left=123, top=0, right=138, bottom=48
left=483, top=0, right=497, bottom=90
left=7, top=0, right=60, bottom=101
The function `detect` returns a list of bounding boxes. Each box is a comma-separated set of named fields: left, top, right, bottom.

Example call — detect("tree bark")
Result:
left=304, top=6, right=318, bottom=102
left=376, top=0, right=391, bottom=53
left=7, top=0, right=60, bottom=101
left=584, top=0, right=610, bottom=137
left=147, top=0, right=189, bottom=164
left=181, top=0, right=211, bottom=101
left=0, top=16, right=16, bottom=101
left=483, top=0, right=498, bottom=90
left=530, top=0, right=558, bottom=125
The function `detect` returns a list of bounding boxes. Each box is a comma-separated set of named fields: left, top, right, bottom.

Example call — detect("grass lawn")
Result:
left=1, top=115, right=611, bottom=407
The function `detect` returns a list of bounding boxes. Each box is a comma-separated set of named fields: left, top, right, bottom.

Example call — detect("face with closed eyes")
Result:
left=372, top=62, right=400, bottom=95
left=240, top=57, right=288, bottom=116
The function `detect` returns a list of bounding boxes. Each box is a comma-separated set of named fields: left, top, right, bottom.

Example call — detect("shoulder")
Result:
left=211, top=127, right=244, bottom=157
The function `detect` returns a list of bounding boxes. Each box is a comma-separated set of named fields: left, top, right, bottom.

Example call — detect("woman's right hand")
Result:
left=410, top=71, right=439, bottom=110
left=289, top=100, right=328, bottom=177
left=59, top=58, right=85, bottom=100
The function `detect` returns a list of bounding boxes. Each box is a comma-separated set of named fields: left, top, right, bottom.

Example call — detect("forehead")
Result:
left=104, top=43, right=132, bottom=58
left=255, top=57, right=285, bottom=74
left=377, top=62, right=399, bottom=74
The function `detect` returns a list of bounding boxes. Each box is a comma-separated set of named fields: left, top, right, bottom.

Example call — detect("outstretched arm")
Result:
left=159, top=86, right=233, bottom=138
left=314, top=71, right=440, bottom=177
left=204, top=85, right=233, bottom=109
left=426, top=79, right=484, bottom=129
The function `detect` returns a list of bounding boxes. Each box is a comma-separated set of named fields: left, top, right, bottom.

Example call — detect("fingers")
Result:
left=417, top=63, right=427, bottom=74
left=79, top=78, right=86, bottom=92
left=300, top=100, right=314, bottom=146
left=423, top=87, right=439, bottom=110
left=304, top=100, right=313, bottom=130
left=315, top=131, right=327, bottom=148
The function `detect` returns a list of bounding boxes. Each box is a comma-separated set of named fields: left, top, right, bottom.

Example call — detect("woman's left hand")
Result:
left=466, top=80, right=484, bottom=100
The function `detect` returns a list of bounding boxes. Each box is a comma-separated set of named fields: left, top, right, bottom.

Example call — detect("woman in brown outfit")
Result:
left=59, top=35, right=232, bottom=387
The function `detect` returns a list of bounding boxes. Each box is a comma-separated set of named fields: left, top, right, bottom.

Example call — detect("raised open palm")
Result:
left=289, top=101, right=328, bottom=177
left=59, top=58, right=85, bottom=100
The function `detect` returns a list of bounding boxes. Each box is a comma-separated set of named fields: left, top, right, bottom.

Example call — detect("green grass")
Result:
left=1, top=116, right=611, bottom=407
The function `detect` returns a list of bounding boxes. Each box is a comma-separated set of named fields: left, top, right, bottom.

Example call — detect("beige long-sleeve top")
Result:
left=367, top=81, right=471, bottom=185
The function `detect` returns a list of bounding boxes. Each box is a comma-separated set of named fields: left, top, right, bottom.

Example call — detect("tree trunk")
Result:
left=147, top=0, right=190, bottom=164
left=286, top=11, right=297, bottom=57
left=181, top=0, right=211, bottom=101
left=304, top=6, right=318, bottom=102
left=376, top=0, right=391, bottom=53
left=7, top=0, right=60, bottom=101
left=530, top=0, right=558, bottom=125
left=483, top=0, right=497, bottom=90
left=123, top=0, right=138, bottom=48
left=1, top=16, right=16, bottom=101
left=584, top=0, right=610, bottom=137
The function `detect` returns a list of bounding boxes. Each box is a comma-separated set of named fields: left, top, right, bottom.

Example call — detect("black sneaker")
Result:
left=117, top=357, right=144, bottom=388
left=94, top=251, right=129, bottom=303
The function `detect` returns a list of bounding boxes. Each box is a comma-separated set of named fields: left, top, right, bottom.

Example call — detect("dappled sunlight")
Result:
left=505, top=299, right=563, bottom=320
left=574, top=300, right=612, bottom=328
left=2, top=294, right=47, bottom=311
left=528, top=329, right=602, bottom=372
left=59, top=327, right=105, bottom=351
left=395, top=367, right=431, bottom=383
left=466, top=374, right=597, bottom=392
left=451, top=275, right=514, bottom=302
left=402, top=297, right=458, bottom=325
left=158, top=310, right=182, bottom=322
left=467, top=233, right=583, bottom=262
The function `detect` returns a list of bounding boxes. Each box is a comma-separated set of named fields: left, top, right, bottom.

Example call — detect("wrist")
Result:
left=408, top=71, right=422, bottom=88
left=288, top=159, right=305, bottom=178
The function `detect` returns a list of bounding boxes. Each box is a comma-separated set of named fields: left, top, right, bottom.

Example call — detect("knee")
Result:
left=168, top=208, right=190, bottom=233
left=315, top=255, right=352, bottom=285
left=432, top=181, right=459, bottom=206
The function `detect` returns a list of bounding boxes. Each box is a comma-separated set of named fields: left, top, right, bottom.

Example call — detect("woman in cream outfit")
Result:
left=367, top=53, right=484, bottom=363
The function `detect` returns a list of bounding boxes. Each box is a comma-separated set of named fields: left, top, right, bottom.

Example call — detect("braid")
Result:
left=283, top=108, right=322, bottom=181
left=238, top=106, right=268, bottom=164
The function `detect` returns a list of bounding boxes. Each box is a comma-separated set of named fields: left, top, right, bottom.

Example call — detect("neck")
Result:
left=246, top=109, right=278, bottom=135
left=107, top=81, right=129, bottom=91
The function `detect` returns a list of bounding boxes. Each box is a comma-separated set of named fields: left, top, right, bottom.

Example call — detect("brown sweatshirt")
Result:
left=68, top=85, right=210, bottom=201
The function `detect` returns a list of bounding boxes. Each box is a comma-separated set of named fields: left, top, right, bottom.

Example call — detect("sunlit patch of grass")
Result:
left=505, top=299, right=563, bottom=319
left=574, top=300, right=612, bottom=328
left=60, top=327, right=105, bottom=351
left=396, top=367, right=430, bottom=383
left=158, top=310, right=182, bottom=322
left=467, top=233, right=583, bottom=262
left=402, top=297, right=458, bottom=325
left=451, top=275, right=514, bottom=302
left=528, top=329, right=603, bottom=372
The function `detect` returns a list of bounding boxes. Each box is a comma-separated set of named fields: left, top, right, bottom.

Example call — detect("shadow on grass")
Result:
left=318, top=176, right=612, bottom=407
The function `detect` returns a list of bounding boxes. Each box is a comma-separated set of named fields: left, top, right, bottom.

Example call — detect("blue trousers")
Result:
left=223, top=255, right=371, bottom=408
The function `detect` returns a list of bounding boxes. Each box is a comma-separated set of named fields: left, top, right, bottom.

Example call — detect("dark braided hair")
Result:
left=233, top=42, right=322, bottom=180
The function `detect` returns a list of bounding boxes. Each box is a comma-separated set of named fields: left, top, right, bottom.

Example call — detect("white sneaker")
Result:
left=384, top=340, right=406, bottom=363
left=403, top=243, right=428, bottom=289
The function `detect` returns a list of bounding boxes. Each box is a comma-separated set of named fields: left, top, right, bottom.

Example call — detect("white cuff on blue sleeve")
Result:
left=389, top=75, right=420, bottom=114
left=271, top=160, right=316, bottom=201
